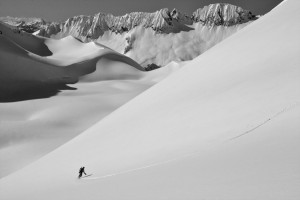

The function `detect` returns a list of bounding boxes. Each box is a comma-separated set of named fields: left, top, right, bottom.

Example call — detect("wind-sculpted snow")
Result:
left=0, top=20, right=186, bottom=177
left=0, top=21, right=52, bottom=56
left=0, top=22, right=145, bottom=102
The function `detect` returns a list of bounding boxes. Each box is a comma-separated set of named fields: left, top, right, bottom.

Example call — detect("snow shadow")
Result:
left=0, top=82, right=77, bottom=102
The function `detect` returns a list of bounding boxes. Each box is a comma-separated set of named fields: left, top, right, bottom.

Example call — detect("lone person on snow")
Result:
left=78, top=166, right=87, bottom=178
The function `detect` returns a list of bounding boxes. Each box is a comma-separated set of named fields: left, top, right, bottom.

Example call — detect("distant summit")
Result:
left=0, top=4, right=256, bottom=38
left=0, top=4, right=257, bottom=67
left=192, top=3, right=256, bottom=26
left=0, top=17, right=47, bottom=33
left=39, top=4, right=256, bottom=39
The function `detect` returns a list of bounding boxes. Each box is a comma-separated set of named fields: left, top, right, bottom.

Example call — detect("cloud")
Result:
left=97, top=22, right=250, bottom=67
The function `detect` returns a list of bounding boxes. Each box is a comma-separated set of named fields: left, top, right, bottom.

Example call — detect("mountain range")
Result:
left=1, top=3, right=257, bottom=67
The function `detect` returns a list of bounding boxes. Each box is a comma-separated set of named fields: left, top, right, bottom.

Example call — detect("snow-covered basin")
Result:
left=0, top=22, right=186, bottom=178
left=0, top=0, right=300, bottom=199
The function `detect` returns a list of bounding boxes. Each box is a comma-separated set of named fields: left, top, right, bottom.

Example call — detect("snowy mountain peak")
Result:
left=0, top=3, right=256, bottom=39
left=0, top=16, right=47, bottom=33
left=170, top=8, right=193, bottom=24
left=192, top=3, right=256, bottom=26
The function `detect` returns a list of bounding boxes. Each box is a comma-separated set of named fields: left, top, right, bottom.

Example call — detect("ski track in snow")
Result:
left=80, top=156, right=193, bottom=181
left=228, top=102, right=300, bottom=141
left=80, top=102, right=300, bottom=182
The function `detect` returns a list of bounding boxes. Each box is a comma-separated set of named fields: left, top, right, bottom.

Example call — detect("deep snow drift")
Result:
left=0, top=0, right=299, bottom=199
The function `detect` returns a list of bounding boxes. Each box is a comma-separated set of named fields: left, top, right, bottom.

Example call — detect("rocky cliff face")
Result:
left=0, top=3, right=255, bottom=39
left=37, top=8, right=195, bottom=39
left=0, top=4, right=256, bottom=68
left=192, top=4, right=256, bottom=26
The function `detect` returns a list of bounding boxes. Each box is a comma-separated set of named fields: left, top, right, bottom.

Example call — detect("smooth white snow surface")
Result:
left=1, top=0, right=300, bottom=199
left=0, top=21, right=185, bottom=178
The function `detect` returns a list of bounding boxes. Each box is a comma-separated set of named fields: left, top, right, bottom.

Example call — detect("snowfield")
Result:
left=0, top=0, right=300, bottom=199
left=0, top=21, right=185, bottom=177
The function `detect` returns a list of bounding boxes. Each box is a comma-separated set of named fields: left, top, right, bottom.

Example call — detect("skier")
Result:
left=78, top=166, right=87, bottom=178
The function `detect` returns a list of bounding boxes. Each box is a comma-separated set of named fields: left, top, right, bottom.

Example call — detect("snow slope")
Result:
left=0, top=21, right=145, bottom=101
left=0, top=22, right=185, bottom=177
left=1, top=0, right=299, bottom=199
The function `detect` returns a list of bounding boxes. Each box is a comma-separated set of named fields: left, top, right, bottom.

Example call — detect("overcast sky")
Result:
left=0, top=0, right=284, bottom=21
